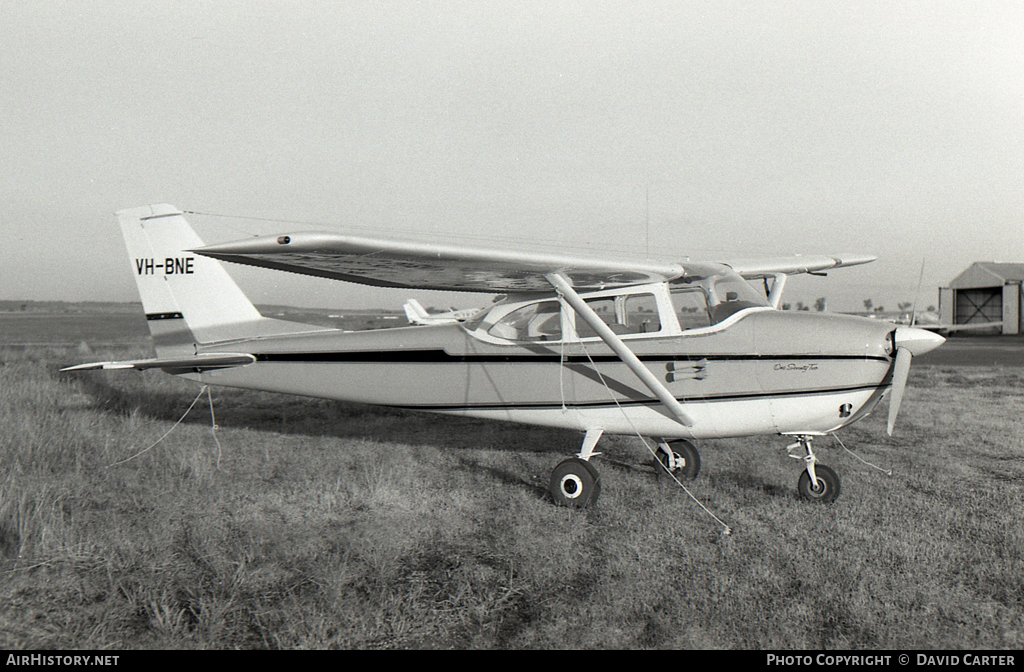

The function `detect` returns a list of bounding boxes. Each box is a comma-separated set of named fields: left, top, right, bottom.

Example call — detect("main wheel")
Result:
left=797, top=464, right=841, bottom=503
left=654, top=440, right=701, bottom=481
left=550, top=458, right=601, bottom=508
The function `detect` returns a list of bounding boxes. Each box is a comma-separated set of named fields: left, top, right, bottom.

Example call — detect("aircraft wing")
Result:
left=61, top=353, right=257, bottom=372
left=724, top=254, right=876, bottom=279
left=193, top=232, right=873, bottom=293
left=192, top=232, right=697, bottom=293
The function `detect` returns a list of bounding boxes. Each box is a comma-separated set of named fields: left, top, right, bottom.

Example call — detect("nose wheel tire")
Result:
left=797, top=464, right=841, bottom=503
left=550, top=458, right=601, bottom=508
left=655, top=439, right=701, bottom=481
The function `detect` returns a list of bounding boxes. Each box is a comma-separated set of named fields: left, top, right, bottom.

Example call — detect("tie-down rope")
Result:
left=107, top=385, right=222, bottom=469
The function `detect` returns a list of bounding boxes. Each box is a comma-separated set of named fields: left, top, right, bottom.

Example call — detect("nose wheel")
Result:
left=797, top=464, right=840, bottom=502
left=787, top=435, right=841, bottom=504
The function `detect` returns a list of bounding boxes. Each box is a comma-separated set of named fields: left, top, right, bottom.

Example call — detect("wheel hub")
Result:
left=560, top=474, right=584, bottom=499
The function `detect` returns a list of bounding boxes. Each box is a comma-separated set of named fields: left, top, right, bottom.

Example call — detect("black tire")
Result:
left=550, top=458, right=601, bottom=508
left=654, top=440, right=701, bottom=481
left=797, top=464, right=841, bottom=503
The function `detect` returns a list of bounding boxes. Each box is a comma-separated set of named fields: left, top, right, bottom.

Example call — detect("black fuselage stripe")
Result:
left=252, top=350, right=890, bottom=364
left=393, top=382, right=890, bottom=411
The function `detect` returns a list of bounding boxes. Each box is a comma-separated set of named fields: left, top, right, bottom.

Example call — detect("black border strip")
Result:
left=390, top=382, right=889, bottom=411
left=253, top=350, right=891, bottom=365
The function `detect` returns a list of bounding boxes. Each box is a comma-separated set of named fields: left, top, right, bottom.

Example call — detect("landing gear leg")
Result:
left=788, top=435, right=841, bottom=503
left=550, top=429, right=603, bottom=508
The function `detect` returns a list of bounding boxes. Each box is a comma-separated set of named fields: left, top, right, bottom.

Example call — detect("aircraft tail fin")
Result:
left=117, top=204, right=323, bottom=355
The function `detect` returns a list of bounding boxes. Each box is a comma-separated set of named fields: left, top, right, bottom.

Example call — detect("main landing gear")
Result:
left=550, top=458, right=602, bottom=507
left=548, top=431, right=706, bottom=508
left=549, top=429, right=605, bottom=507
left=787, top=435, right=841, bottom=504
left=654, top=439, right=701, bottom=481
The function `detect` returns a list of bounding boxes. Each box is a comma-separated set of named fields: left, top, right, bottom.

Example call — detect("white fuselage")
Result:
left=188, top=307, right=897, bottom=441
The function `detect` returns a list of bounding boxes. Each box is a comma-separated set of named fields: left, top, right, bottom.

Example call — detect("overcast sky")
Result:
left=2, top=1, right=1022, bottom=311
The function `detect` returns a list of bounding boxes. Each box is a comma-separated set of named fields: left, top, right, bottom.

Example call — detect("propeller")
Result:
left=886, top=326, right=946, bottom=435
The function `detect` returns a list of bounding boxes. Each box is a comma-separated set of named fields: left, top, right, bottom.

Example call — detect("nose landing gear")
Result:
left=787, top=435, right=841, bottom=503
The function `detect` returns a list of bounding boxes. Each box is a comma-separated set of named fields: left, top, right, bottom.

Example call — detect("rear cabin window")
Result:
left=487, top=301, right=562, bottom=341
left=575, top=293, right=661, bottom=339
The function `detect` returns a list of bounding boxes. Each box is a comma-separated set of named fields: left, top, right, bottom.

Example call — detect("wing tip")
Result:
left=831, top=254, right=877, bottom=267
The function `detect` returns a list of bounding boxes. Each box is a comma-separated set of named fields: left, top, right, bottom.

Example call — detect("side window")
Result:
left=576, top=298, right=619, bottom=338
left=576, top=293, right=661, bottom=338
left=671, top=289, right=711, bottom=331
left=625, top=294, right=661, bottom=333
left=487, top=301, right=562, bottom=341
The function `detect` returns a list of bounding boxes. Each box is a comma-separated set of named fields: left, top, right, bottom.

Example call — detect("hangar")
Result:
left=938, top=262, right=1023, bottom=335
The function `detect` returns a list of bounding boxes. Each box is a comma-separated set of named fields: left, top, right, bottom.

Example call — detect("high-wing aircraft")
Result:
left=65, top=204, right=945, bottom=507
left=403, top=298, right=480, bottom=325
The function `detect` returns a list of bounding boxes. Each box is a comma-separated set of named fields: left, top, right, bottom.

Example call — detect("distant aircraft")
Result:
left=65, top=205, right=944, bottom=507
left=902, top=311, right=1003, bottom=335
left=403, top=299, right=479, bottom=325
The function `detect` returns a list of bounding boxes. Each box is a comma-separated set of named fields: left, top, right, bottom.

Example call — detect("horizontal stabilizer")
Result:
left=61, top=353, right=256, bottom=372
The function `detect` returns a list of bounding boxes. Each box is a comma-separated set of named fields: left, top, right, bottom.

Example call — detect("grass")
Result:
left=2, top=327, right=1024, bottom=648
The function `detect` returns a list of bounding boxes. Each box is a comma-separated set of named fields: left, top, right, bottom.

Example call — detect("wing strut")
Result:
left=766, top=273, right=787, bottom=309
left=545, top=272, right=693, bottom=428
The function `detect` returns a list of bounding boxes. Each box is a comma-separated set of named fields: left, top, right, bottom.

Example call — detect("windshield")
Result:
left=670, top=269, right=768, bottom=327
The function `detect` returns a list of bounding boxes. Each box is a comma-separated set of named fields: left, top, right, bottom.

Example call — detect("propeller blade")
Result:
left=887, top=347, right=913, bottom=436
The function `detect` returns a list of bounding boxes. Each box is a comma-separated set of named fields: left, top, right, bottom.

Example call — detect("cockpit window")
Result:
left=671, top=288, right=712, bottom=330
left=625, top=293, right=661, bottom=333
left=486, top=300, right=562, bottom=341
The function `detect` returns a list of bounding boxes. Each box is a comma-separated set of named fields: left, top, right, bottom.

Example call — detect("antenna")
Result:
left=910, top=259, right=925, bottom=327
left=645, top=184, right=650, bottom=259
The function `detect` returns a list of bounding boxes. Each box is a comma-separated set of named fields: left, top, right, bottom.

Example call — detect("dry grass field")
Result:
left=2, top=310, right=1023, bottom=649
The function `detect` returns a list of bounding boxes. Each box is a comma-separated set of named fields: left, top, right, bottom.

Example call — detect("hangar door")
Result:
left=954, top=288, right=1002, bottom=326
